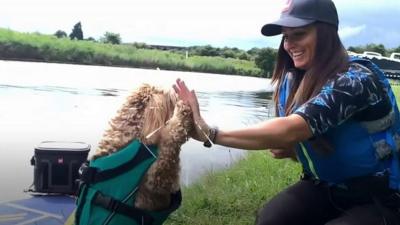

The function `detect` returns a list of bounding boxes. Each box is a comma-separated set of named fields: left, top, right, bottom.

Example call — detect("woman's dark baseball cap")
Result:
left=261, top=0, right=339, bottom=36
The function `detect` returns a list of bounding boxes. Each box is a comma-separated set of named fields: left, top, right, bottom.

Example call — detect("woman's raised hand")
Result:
left=173, top=79, right=200, bottom=116
left=173, top=78, right=210, bottom=142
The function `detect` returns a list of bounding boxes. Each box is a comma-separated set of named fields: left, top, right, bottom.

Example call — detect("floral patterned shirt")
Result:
left=294, top=63, right=392, bottom=137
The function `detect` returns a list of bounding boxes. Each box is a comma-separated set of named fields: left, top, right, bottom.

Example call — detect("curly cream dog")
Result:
left=92, top=84, right=193, bottom=211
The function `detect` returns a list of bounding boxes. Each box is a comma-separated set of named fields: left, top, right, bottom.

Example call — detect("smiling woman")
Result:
left=282, top=25, right=317, bottom=70
left=173, top=0, right=400, bottom=224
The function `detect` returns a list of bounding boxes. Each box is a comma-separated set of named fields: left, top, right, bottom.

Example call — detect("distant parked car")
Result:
left=344, top=51, right=400, bottom=79
left=362, top=51, right=383, bottom=59
left=347, top=51, right=362, bottom=57
left=390, top=53, right=400, bottom=62
left=355, top=51, right=400, bottom=80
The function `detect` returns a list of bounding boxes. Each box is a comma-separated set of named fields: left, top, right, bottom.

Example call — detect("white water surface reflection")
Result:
left=0, top=60, right=273, bottom=201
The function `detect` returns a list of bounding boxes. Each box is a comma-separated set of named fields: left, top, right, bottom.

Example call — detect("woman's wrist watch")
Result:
left=203, top=127, right=218, bottom=148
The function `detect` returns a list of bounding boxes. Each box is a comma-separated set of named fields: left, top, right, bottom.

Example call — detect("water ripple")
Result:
left=0, top=84, right=126, bottom=97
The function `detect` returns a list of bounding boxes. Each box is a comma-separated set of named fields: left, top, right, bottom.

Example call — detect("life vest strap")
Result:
left=78, top=161, right=97, bottom=184
left=79, top=143, right=157, bottom=184
left=75, top=185, right=88, bottom=225
left=93, top=191, right=154, bottom=225
left=302, top=170, right=395, bottom=195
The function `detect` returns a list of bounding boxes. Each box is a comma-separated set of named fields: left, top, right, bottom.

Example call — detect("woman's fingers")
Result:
left=174, top=78, right=191, bottom=102
left=270, top=149, right=292, bottom=159
left=173, top=79, right=209, bottom=142
left=270, top=148, right=298, bottom=161
left=189, top=89, right=201, bottom=116
left=174, top=79, right=199, bottom=113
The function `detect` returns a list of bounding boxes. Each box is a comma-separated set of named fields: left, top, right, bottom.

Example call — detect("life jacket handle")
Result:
left=92, top=191, right=154, bottom=225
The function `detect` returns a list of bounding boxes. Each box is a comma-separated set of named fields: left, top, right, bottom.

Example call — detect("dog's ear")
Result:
left=112, top=84, right=158, bottom=132
left=94, top=84, right=166, bottom=159
left=124, top=84, right=156, bottom=111
left=141, top=89, right=177, bottom=143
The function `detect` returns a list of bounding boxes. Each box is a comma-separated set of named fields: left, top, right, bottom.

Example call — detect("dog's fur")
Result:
left=92, top=84, right=193, bottom=211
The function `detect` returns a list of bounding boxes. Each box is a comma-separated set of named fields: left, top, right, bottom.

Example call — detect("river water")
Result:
left=0, top=60, right=273, bottom=201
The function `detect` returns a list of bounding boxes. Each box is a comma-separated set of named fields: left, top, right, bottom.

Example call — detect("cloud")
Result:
left=0, top=0, right=284, bottom=49
left=339, top=25, right=366, bottom=39
left=334, top=0, right=400, bottom=48
left=0, top=0, right=399, bottom=49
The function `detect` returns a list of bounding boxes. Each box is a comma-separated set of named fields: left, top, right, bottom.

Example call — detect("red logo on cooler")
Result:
left=58, top=158, right=64, bottom=164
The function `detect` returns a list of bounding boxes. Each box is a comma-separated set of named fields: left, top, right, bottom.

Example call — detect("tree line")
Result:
left=54, top=22, right=122, bottom=44
left=49, top=22, right=400, bottom=78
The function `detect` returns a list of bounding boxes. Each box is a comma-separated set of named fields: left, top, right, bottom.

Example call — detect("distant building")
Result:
left=146, top=44, right=188, bottom=51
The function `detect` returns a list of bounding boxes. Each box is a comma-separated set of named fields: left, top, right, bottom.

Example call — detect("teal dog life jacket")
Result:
left=75, top=140, right=182, bottom=225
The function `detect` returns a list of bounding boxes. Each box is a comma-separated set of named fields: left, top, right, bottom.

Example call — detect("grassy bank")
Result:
left=391, top=82, right=400, bottom=99
left=165, top=152, right=301, bottom=225
left=0, top=28, right=262, bottom=77
left=165, top=84, right=400, bottom=225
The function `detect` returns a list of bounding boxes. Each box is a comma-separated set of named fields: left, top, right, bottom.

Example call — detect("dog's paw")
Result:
left=172, top=100, right=193, bottom=132
left=176, top=100, right=191, bottom=118
left=158, top=100, right=192, bottom=142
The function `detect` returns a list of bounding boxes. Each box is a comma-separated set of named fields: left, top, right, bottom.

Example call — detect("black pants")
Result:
left=255, top=179, right=400, bottom=225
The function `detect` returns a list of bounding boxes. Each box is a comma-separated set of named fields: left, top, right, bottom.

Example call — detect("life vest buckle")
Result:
left=94, top=192, right=120, bottom=211
left=79, top=161, right=98, bottom=184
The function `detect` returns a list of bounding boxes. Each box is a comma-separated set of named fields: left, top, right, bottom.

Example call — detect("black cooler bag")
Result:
left=31, top=141, right=90, bottom=194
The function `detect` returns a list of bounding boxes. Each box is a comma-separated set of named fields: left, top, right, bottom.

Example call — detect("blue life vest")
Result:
left=75, top=139, right=181, bottom=225
left=278, top=57, right=400, bottom=190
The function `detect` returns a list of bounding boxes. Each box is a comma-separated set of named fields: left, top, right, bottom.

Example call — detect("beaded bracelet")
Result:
left=203, top=127, right=218, bottom=148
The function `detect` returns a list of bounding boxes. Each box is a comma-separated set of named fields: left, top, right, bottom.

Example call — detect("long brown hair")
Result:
left=272, top=22, right=349, bottom=115
left=271, top=22, right=349, bottom=152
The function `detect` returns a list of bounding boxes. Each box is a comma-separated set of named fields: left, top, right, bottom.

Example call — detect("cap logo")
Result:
left=281, top=0, right=293, bottom=13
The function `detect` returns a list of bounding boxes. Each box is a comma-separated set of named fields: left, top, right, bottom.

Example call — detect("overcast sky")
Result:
left=1, top=0, right=399, bottom=50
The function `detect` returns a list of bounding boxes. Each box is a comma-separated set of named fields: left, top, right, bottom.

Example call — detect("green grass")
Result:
left=165, top=152, right=301, bottom=225
left=0, top=28, right=263, bottom=77
left=391, top=83, right=400, bottom=99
